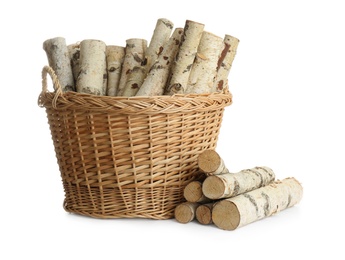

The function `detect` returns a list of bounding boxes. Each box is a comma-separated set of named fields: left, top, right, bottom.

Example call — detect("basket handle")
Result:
left=39, top=66, right=64, bottom=108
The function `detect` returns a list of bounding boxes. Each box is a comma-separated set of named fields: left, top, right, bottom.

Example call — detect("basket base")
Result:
left=62, top=183, right=186, bottom=219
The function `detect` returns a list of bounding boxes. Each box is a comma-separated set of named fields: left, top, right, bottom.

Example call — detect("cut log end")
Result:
left=159, top=18, right=174, bottom=29
left=212, top=200, right=240, bottom=230
left=196, top=204, right=213, bottom=225
left=202, top=175, right=225, bottom=199
left=185, top=20, right=205, bottom=27
left=198, top=150, right=222, bottom=173
left=184, top=181, right=203, bottom=202
left=174, top=203, right=197, bottom=224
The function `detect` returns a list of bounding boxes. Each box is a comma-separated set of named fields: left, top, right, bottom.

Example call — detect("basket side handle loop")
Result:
left=40, top=66, right=63, bottom=108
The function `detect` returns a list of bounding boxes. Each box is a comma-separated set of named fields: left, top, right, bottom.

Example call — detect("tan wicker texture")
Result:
left=39, top=66, right=232, bottom=219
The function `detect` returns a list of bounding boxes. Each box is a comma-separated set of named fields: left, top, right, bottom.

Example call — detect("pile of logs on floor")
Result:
left=43, top=18, right=239, bottom=96
left=175, top=150, right=303, bottom=230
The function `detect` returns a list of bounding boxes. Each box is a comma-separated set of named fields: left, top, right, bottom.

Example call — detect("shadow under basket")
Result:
left=38, top=66, right=232, bottom=219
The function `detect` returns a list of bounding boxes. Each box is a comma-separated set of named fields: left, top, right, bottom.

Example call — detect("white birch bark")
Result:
left=198, top=149, right=229, bottom=176
left=146, top=18, right=174, bottom=71
left=202, top=166, right=275, bottom=200
left=212, top=177, right=303, bottom=230
left=136, top=28, right=183, bottom=96
left=43, top=37, right=75, bottom=92
left=174, top=202, right=199, bottom=224
left=185, top=31, right=223, bottom=94
left=117, top=38, right=147, bottom=96
left=106, top=45, right=125, bottom=96
left=165, top=20, right=204, bottom=95
left=67, top=42, right=80, bottom=87
left=214, top=35, right=239, bottom=92
left=102, top=65, right=108, bottom=96
left=76, top=39, right=107, bottom=95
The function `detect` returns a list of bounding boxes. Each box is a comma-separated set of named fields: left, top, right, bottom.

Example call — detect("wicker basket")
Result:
left=38, top=66, right=232, bottom=219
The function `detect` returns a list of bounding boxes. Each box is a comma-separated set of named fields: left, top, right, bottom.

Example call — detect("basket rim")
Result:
left=38, top=66, right=232, bottom=114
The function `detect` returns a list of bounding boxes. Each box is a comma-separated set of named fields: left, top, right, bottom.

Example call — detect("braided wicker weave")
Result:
left=38, top=66, right=232, bottom=219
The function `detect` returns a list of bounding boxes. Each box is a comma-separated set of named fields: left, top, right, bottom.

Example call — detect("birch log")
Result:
left=76, top=39, right=107, bottom=95
left=67, top=43, right=80, bottom=87
left=106, top=45, right=125, bottom=96
left=117, top=38, right=147, bottom=96
left=212, top=177, right=303, bottom=230
left=202, top=166, right=275, bottom=200
left=214, top=35, right=239, bottom=92
left=164, top=20, right=204, bottom=95
left=184, top=180, right=211, bottom=203
left=185, top=31, right=223, bottom=94
left=195, top=203, right=214, bottom=225
left=43, top=37, right=75, bottom=92
left=136, top=28, right=183, bottom=96
left=198, top=149, right=229, bottom=176
left=146, top=18, right=174, bottom=70
left=174, top=202, right=199, bottom=224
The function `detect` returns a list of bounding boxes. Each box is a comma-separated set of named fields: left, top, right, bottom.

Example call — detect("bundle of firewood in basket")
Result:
left=42, top=18, right=239, bottom=96
left=175, top=150, right=303, bottom=230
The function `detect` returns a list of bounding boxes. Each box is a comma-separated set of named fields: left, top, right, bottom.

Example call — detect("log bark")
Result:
left=198, top=149, right=229, bottom=176
left=174, top=202, right=199, bottom=224
left=212, top=177, right=303, bottom=230
left=76, top=39, right=107, bottom=95
left=183, top=180, right=211, bottom=203
left=214, top=35, right=239, bottom=92
left=164, top=20, right=204, bottom=95
left=146, top=18, right=174, bottom=71
left=136, top=28, right=183, bottom=96
left=185, top=31, right=223, bottom=94
left=43, top=37, right=75, bottom=92
left=117, top=38, right=147, bottom=96
left=196, top=203, right=214, bottom=225
left=67, top=43, right=80, bottom=87
left=202, top=166, right=275, bottom=200
left=106, top=45, right=125, bottom=96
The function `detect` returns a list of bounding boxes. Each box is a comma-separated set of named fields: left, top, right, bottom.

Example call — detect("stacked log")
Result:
left=174, top=150, right=303, bottom=231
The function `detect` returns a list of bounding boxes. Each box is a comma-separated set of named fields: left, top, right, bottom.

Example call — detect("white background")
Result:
left=1, top=0, right=344, bottom=259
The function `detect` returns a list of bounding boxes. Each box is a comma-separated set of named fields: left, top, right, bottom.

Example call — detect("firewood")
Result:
left=183, top=180, right=211, bottom=203
left=117, top=38, right=147, bottom=96
left=146, top=18, right=174, bottom=70
left=202, top=166, right=275, bottom=200
left=174, top=202, right=199, bottom=224
left=165, top=20, right=204, bottom=95
left=198, top=149, right=229, bottom=176
left=212, top=177, right=303, bottom=230
left=136, top=28, right=183, bottom=96
left=195, top=203, right=214, bottom=225
left=76, top=39, right=107, bottom=95
left=67, top=43, right=80, bottom=87
left=185, top=31, right=223, bottom=94
left=43, top=37, right=75, bottom=92
left=106, top=45, right=125, bottom=96
left=215, top=34, right=239, bottom=92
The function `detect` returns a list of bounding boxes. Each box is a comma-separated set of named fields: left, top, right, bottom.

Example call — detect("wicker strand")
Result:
left=39, top=65, right=64, bottom=109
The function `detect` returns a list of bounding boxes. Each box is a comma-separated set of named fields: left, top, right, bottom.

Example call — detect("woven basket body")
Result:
left=39, top=66, right=232, bottom=219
